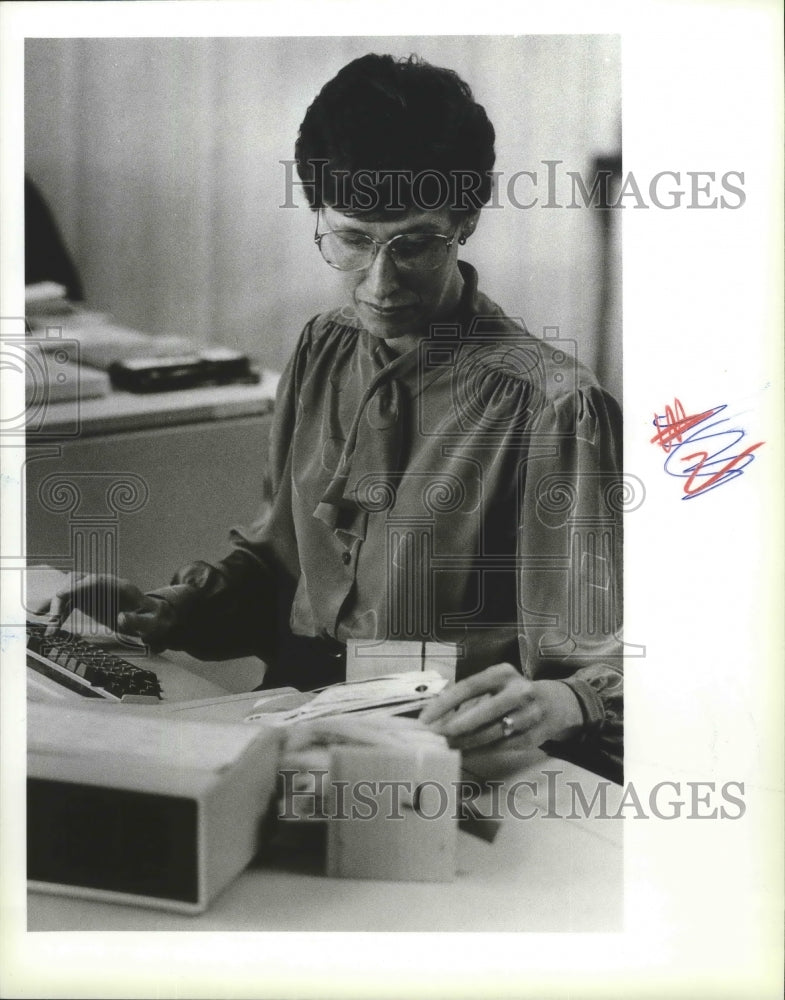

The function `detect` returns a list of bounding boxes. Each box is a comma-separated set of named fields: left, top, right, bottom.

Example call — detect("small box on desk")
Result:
left=27, top=702, right=281, bottom=914
left=277, top=739, right=461, bottom=883
left=326, top=745, right=461, bottom=882
left=345, top=639, right=458, bottom=683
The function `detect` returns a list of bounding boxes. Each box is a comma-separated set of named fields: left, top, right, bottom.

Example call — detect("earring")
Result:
left=458, top=235, right=467, bottom=245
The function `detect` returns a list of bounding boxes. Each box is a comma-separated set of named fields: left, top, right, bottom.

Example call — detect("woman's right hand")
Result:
left=36, top=573, right=175, bottom=648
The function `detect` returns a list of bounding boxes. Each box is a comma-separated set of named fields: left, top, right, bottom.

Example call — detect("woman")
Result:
left=44, top=54, right=623, bottom=781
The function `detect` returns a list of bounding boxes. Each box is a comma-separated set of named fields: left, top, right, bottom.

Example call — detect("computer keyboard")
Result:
left=26, top=622, right=163, bottom=702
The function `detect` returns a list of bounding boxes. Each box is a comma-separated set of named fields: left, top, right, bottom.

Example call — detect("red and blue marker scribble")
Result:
left=651, top=398, right=764, bottom=499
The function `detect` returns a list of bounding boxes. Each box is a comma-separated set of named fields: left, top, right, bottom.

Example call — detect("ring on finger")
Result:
left=500, top=714, right=516, bottom=739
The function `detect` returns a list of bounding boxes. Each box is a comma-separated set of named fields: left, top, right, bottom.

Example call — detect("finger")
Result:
left=44, top=575, right=100, bottom=633
left=420, top=692, right=489, bottom=732
left=418, top=664, right=516, bottom=724
left=117, top=610, right=162, bottom=637
left=449, top=700, right=545, bottom=753
left=44, top=590, right=72, bottom=635
left=431, top=691, right=510, bottom=737
left=434, top=682, right=536, bottom=739
left=445, top=716, right=507, bottom=752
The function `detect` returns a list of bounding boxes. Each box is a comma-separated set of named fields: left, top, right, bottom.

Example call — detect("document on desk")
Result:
left=244, top=670, right=448, bottom=726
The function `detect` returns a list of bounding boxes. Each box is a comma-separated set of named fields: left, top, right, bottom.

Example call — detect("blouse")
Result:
left=150, top=262, right=624, bottom=779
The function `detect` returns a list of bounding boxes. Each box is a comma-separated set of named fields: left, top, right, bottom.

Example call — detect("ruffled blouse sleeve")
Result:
left=517, top=383, right=625, bottom=782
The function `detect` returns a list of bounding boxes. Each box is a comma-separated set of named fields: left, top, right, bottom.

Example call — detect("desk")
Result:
left=25, top=382, right=277, bottom=693
left=28, top=375, right=279, bottom=439
left=25, top=605, right=623, bottom=933
left=27, top=750, right=623, bottom=933
left=26, top=382, right=277, bottom=592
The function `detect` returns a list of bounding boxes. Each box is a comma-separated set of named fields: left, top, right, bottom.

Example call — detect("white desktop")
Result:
left=25, top=619, right=624, bottom=932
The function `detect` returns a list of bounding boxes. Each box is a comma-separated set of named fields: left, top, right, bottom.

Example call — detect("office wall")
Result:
left=25, top=36, right=621, bottom=398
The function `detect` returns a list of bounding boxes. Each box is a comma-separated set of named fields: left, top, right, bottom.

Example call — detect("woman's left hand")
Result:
left=418, top=663, right=584, bottom=753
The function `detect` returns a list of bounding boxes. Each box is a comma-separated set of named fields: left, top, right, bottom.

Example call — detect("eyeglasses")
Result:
left=314, top=214, right=459, bottom=272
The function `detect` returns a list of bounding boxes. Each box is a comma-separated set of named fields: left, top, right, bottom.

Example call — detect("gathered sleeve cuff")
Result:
left=144, top=551, right=281, bottom=661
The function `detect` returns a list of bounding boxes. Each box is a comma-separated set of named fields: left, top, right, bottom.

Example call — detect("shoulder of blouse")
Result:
left=279, top=311, right=363, bottom=392
left=298, top=301, right=619, bottom=428
left=456, top=328, right=615, bottom=416
left=460, top=274, right=615, bottom=414
left=302, top=309, right=363, bottom=351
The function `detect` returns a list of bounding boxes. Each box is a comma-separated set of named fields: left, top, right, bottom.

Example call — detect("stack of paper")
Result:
left=244, top=670, right=448, bottom=725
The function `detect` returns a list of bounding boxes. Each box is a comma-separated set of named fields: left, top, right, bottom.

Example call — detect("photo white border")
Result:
left=2, top=1, right=783, bottom=997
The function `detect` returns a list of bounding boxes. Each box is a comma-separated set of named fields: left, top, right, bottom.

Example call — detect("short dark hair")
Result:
left=295, top=53, right=496, bottom=216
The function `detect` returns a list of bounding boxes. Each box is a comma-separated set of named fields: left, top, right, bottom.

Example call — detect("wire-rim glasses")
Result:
left=314, top=213, right=458, bottom=272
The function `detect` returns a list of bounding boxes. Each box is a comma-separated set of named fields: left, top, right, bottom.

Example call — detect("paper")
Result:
left=245, top=670, right=448, bottom=725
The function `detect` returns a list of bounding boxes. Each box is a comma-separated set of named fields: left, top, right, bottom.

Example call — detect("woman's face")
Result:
left=320, top=205, right=473, bottom=344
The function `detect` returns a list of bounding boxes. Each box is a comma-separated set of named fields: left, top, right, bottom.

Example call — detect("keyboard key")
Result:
left=26, top=622, right=163, bottom=701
